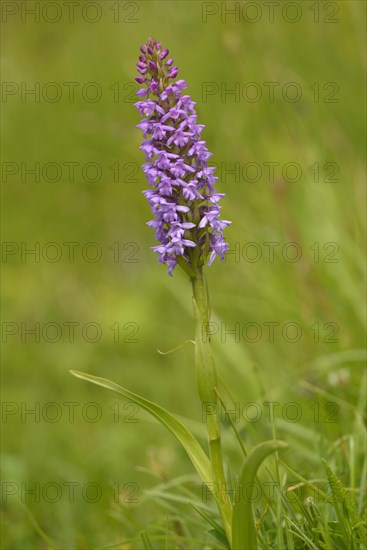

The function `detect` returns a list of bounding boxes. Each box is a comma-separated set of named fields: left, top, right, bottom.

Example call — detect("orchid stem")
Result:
left=191, top=267, right=233, bottom=546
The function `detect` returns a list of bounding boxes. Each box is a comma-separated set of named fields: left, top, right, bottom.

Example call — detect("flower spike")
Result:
left=135, top=38, right=231, bottom=275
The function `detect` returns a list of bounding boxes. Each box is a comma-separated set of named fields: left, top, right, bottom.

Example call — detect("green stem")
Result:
left=191, top=267, right=233, bottom=546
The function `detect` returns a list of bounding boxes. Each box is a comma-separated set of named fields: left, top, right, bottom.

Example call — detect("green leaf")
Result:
left=232, top=440, right=288, bottom=550
left=70, top=371, right=213, bottom=487
left=192, top=502, right=230, bottom=548
left=192, top=502, right=224, bottom=533
left=207, top=528, right=231, bottom=549
left=139, top=530, right=153, bottom=550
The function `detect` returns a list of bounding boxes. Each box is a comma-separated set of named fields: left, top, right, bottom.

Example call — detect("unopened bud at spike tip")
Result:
left=169, top=67, right=179, bottom=79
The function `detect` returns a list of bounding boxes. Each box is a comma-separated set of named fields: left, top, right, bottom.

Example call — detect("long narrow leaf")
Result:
left=70, top=370, right=213, bottom=486
left=232, top=440, right=288, bottom=550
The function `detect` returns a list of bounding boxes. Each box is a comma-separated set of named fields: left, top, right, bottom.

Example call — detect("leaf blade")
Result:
left=70, top=370, right=213, bottom=486
left=232, top=440, right=289, bottom=550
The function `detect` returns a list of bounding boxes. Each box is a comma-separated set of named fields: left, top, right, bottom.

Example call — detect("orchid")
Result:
left=71, top=39, right=288, bottom=550
left=134, top=38, right=231, bottom=276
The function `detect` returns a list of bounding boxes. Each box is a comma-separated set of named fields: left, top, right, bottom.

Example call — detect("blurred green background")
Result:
left=1, top=1, right=366, bottom=548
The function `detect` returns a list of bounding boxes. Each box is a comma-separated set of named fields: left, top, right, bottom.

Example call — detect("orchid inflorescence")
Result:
left=134, top=38, right=231, bottom=275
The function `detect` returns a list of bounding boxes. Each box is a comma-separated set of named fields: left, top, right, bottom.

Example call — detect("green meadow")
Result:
left=1, top=1, right=366, bottom=548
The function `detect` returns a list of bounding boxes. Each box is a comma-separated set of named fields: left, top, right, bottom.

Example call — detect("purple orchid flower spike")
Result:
left=135, top=38, right=231, bottom=276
